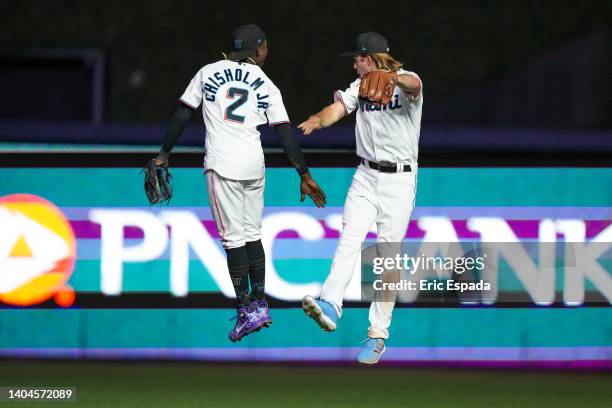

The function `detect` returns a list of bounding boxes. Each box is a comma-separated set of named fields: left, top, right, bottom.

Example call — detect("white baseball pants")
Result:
left=205, top=170, right=265, bottom=249
left=320, top=163, right=417, bottom=339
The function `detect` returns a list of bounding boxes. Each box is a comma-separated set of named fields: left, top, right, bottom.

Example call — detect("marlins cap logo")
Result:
left=0, top=194, right=76, bottom=307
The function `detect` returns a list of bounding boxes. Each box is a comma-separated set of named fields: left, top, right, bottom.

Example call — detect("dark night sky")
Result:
left=1, top=0, right=610, bottom=123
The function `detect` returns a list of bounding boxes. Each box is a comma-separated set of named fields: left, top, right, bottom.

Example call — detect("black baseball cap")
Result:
left=341, top=31, right=390, bottom=56
left=227, top=24, right=266, bottom=61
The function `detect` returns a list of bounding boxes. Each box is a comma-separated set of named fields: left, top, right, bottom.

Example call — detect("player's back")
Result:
left=180, top=59, right=288, bottom=180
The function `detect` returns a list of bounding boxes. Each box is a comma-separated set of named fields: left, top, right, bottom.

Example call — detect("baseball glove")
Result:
left=143, top=159, right=173, bottom=205
left=358, top=70, right=398, bottom=106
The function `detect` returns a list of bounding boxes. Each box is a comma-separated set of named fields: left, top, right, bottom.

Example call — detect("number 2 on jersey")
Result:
left=224, top=87, right=248, bottom=123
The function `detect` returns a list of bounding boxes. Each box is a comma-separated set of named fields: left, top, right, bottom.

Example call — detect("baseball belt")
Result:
left=361, top=158, right=411, bottom=173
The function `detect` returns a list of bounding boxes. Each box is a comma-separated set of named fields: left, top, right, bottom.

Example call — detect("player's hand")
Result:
left=298, top=115, right=322, bottom=136
left=155, top=150, right=169, bottom=167
left=300, top=172, right=326, bottom=207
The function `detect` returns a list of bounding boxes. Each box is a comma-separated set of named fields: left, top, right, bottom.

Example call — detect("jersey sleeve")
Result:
left=266, top=85, right=290, bottom=126
left=179, top=69, right=204, bottom=109
left=333, top=78, right=360, bottom=115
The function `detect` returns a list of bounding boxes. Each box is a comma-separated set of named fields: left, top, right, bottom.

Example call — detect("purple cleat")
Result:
left=228, top=302, right=259, bottom=342
left=253, top=299, right=273, bottom=329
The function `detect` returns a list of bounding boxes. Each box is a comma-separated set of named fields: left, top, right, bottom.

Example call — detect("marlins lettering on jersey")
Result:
left=359, top=94, right=402, bottom=112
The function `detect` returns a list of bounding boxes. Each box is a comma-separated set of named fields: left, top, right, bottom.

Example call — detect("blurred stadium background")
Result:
left=0, top=1, right=611, bottom=407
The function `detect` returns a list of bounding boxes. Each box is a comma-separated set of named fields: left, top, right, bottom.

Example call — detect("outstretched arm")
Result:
left=273, top=123, right=326, bottom=207
left=155, top=103, right=195, bottom=165
left=297, top=101, right=346, bottom=135
left=274, top=123, right=309, bottom=175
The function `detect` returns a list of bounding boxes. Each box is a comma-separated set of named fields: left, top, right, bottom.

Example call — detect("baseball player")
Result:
left=298, top=32, right=422, bottom=364
left=154, top=24, right=326, bottom=342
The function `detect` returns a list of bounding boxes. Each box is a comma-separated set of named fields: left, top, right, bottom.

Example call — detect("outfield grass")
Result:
left=1, top=361, right=611, bottom=408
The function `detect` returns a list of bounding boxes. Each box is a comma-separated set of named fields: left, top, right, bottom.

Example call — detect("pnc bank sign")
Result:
left=89, top=209, right=611, bottom=305
left=1, top=195, right=609, bottom=307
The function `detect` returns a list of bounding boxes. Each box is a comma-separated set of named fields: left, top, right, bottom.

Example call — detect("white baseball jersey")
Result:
left=334, top=69, right=423, bottom=164
left=180, top=60, right=290, bottom=180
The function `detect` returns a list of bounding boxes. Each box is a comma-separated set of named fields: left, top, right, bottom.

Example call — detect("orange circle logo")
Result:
left=0, top=194, right=76, bottom=307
